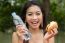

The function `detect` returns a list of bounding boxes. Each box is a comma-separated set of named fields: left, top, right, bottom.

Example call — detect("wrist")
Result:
left=44, top=38, right=49, bottom=43
left=16, top=32, right=23, bottom=40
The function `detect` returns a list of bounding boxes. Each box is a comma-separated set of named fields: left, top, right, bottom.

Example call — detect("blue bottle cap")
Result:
left=11, top=12, right=16, bottom=16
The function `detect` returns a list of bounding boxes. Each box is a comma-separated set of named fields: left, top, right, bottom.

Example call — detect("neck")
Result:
left=29, top=27, right=41, bottom=34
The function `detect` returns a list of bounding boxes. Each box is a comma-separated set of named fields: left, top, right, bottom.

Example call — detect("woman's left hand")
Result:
left=44, top=28, right=58, bottom=40
left=43, top=21, right=58, bottom=43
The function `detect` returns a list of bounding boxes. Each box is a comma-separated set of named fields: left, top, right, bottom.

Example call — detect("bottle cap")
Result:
left=11, top=12, right=16, bottom=16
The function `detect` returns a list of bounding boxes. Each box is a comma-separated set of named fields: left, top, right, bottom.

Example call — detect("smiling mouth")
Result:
left=31, top=21, right=39, bottom=26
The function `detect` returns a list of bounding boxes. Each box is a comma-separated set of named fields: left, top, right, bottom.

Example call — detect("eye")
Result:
left=36, top=12, right=40, bottom=15
left=27, top=13, right=32, bottom=16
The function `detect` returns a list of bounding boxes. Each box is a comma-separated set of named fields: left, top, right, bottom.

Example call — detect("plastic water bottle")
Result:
left=11, top=12, right=31, bottom=40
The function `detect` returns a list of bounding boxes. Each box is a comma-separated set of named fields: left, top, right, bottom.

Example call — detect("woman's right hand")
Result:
left=16, top=25, right=26, bottom=40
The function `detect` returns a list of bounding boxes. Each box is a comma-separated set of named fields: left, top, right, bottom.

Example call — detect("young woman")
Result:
left=12, top=1, right=58, bottom=43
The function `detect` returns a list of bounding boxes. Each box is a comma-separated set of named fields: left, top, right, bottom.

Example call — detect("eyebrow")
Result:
left=27, top=11, right=41, bottom=13
left=27, top=12, right=32, bottom=14
left=37, top=11, right=41, bottom=12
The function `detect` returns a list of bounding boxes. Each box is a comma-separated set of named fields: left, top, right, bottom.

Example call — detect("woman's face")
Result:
left=26, top=5, right=43, bottom=29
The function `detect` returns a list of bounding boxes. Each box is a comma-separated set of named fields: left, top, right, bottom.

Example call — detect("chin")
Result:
left=31, top=25, right=39, bottom=29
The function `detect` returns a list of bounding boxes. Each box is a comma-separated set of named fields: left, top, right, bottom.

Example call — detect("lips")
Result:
left=31, top=21, right=39, bottom=26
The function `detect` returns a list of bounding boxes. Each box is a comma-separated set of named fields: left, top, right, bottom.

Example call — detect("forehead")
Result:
left=26, top=5, right=41, bottom=13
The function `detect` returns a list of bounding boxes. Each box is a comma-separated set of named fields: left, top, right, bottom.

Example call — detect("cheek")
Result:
left=39, top=18, right=43, bottom=25
left=26, top=16, right=31, bottom=24
left=39, top=15, right=43, bottom=22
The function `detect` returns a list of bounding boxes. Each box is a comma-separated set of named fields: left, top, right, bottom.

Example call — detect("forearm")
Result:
left=12, top=32, right=18, bottom=43
left=48, top=37, right=55, bottom=43
left=44, top=38, right=49, bottom=43
left=18, top=38, right=23, bottom=43
left=12, top=32, right=23, bottom=43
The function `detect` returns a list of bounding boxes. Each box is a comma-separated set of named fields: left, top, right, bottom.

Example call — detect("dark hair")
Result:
left=20, top=1, right=47, bottom=32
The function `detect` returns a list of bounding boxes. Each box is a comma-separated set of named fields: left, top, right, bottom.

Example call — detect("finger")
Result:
left=16, top=25, right=23, bottom=28
left=46, top=24, right=50, bottom=31
left=16, top=31, right=22, bottom=36
left=16, top=25, right=27, bottom=30
left=19, top=29, right=27, bottom=33
left=48, top=29, right=58, bottom=38
left=52, top=28, right=58, bottom=35
left=16, top=25, right=25, bottom=32
left=48, top=30, right=55, bottom=38
left=16, top=30, right=25, bottom=36
left=16, top=25, right=23, bottom=30
left=44, top=31, right=54, bottom=40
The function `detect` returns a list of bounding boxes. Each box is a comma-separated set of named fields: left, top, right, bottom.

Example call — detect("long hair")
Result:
left=20, top=1, right=47, bottom=33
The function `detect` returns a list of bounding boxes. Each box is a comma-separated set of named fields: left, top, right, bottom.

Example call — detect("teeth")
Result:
left=31, top=22, right=38, bottom=25
left=33, top=22, right=37, bottom=23
left=32, top=22, right=38, bottom=23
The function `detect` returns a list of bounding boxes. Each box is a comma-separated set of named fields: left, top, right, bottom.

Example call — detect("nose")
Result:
left=32, top=15, right=38, bottom=20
